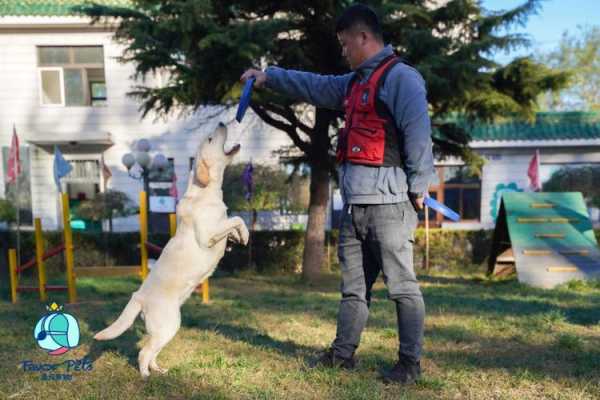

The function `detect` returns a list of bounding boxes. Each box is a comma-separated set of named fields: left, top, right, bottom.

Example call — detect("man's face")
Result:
left=337, top=29, right=366, bottom=70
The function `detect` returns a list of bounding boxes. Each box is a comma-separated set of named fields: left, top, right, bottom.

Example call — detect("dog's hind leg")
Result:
left=149, top=356, right=168, bottom=374
left=138, top=304, right=180, bottom=378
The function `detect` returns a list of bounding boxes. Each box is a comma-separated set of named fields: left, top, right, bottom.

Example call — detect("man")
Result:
left=241, top=4, right=434, bottom=385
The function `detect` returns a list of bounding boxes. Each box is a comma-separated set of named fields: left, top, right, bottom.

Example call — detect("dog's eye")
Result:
left=208, top=137, right=213, bottom=143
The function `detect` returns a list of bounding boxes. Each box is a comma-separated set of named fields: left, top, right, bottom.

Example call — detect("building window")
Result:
left=38, top=46, right=106, bottom=107
left=62, top=158, right=102, bottom=231
left=63, top=159, right=101, bottom=200
left=424, top=165, right=482, bottom=225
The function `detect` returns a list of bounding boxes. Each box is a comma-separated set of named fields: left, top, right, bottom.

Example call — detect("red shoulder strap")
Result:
left=369, top=55, right=401, bottom=89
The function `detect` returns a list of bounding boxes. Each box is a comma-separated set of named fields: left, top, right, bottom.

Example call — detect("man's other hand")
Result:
left=240, top=69, right=267, bottom=88
left=413, top=196, right=424, bottom=211
left=408, top=193, right=425, bottom=212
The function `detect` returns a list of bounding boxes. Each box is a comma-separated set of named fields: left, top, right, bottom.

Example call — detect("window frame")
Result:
left=37, top=46, right=105, bottom=108
left=424, top=165, right=482, bottom=226
left=60, top=153, right=104, bottom=193
left=89, top=80, right=107, bottom=104
left=38, top=67, right=66, bottom=107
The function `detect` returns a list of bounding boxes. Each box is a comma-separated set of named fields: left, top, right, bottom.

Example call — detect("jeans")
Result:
left=331, top=201, right=425, bottom=363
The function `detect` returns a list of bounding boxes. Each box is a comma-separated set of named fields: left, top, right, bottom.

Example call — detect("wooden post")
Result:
left=139, top=191, right=149, bottom=280
left=327, top=231, right=331, bottom=271
left=170, top=206, right=209, bottom=303
left=425, top=205, right=430, bottom=270
left=201, top=280, right=209, bottom=304
left=34, top=218, right=47, bottom=302
left=8, top=248, right=18, bottom=304
left=62, top=193, right=76, bottom=304
left=169, top=213, right=177, bottom=238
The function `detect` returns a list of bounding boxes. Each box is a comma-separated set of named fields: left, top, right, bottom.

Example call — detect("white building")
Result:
left=1, top=1, right=600, bottom=232
left=433, top=113, right=600, bottom=230
left=0, top=1, right=294, bottom=232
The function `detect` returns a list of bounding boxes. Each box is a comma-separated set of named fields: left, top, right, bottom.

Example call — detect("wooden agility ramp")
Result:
left=489, top=192, right=600, bottom=288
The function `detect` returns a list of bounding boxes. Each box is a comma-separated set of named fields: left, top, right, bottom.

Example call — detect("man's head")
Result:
left=336, top=4, right=384, bottom=70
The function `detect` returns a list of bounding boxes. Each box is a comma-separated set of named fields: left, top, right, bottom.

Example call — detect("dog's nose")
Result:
left=218, top=122, right=226, bottom=128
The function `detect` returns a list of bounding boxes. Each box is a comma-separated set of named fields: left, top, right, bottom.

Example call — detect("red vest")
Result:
left=336, top=55, right=403, bottom=167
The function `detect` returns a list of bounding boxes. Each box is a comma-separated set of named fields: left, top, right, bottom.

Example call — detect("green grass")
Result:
left=1, top=271, right=600, bottom=399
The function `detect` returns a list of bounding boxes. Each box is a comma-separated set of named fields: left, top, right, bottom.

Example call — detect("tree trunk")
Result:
left=301, top=163, right=329, bottom=282
left=301, top=108, right=336, bottom=282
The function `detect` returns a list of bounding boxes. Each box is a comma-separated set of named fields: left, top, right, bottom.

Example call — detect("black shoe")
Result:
left=381, top=359, right=421, bottom=384
left=311, top=348, right=356, bottom=370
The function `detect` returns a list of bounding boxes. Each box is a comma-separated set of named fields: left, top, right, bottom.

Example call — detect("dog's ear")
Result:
left=196, top=158, right=210, bottom=187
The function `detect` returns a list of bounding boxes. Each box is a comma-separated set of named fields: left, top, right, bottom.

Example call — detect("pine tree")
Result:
left=77, top=0, right=568, bottom=282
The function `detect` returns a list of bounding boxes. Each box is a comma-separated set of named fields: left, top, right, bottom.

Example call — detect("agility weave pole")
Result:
left=8, top=193, right=73, bottom=303
left=7, top=192, right=209, bottom=304
left=140, top=192, right=209, bottom=304
left=8, top=193, right=139, bottom=304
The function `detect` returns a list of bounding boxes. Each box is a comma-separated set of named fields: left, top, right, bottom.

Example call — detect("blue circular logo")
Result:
left=34, top=304, right=80, bottom=356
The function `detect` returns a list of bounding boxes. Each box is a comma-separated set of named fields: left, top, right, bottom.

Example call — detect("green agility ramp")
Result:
left=488, top=192, right=600, bottom=288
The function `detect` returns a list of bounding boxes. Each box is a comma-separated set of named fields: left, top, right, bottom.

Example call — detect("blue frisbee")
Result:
left=236, top=77, right=255, bottom=123
left=424, top=197, right=460, bottom=222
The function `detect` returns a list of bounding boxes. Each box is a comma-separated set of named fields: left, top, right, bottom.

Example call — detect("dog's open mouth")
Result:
left=225, top=143, right=241, bottom=156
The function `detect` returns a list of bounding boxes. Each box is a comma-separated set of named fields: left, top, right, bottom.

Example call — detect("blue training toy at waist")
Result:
left=424, top=197, right=460, bottom=222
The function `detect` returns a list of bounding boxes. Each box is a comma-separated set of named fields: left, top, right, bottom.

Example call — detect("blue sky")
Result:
left=481, top=0, right=600, bottom=64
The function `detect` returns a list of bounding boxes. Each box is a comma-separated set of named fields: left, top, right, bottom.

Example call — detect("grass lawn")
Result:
left=1, top=271, right=600, bottom=399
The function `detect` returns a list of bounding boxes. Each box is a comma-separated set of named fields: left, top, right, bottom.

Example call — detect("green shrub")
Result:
left=4, top=227, right=595, bottom=278
left=413, top=228, right=493, bottom=271
left=0, top=199, right=16, bottom=223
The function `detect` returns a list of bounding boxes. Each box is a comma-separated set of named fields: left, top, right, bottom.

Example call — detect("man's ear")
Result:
left=196, top=159, right=210, bottom=187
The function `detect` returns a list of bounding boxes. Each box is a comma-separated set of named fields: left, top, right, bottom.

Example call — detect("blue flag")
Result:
left=53, top=146, right=72, bottom=192
left=242, top=162, right=253, bottom=201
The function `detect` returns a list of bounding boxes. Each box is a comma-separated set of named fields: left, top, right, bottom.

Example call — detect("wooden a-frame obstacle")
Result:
left=489, top=192, right=600, bottom=288
left=8, top=191, right=209, bottom=303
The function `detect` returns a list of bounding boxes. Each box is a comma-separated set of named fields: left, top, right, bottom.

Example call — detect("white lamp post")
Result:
left=121, top=140, right=168, bottom=230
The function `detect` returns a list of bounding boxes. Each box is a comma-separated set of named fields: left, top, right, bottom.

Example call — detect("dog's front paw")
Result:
left=228, top=229, right=241, bottom=243
left=238, top=225, right=250, bottom=246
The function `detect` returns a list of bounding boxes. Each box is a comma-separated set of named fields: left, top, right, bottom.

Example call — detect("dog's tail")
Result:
left=94, top=295, right=142, bottom=341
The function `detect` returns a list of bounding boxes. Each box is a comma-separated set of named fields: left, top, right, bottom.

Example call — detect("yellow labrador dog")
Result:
left=94, top=123, right=249, bottom=378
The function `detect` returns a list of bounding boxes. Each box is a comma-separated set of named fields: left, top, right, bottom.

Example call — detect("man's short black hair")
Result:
left=335, top=3, right=383, bottom=41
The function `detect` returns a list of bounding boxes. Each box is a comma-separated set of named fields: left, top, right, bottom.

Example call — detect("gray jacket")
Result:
left=265, top=45, right=435, bottom=204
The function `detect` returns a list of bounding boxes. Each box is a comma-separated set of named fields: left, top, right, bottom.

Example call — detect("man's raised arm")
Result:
left=241, top=67, right=353, bottom=111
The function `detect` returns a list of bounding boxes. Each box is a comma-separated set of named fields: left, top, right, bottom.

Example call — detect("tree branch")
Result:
left=251, top=104, right=311, bottom=153
left=263, top=102, right=313, bottom=137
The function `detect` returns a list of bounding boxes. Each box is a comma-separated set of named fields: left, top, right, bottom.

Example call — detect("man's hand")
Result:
left=413, top=196, right=424, bottom=211
left=240, top=69, right=267, bottom=88
left=408, top=192, right=425, bottom=212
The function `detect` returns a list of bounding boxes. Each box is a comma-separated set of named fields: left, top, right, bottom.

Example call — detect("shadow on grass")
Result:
left=134, top=372, right=234, bottom=400
left=85, top=325, right=142, bottom=371
left=369, top=275, right=600, bottom=326
left=186, top=316, right=320, bottom=360
left=429, top=323, right=600, bottom=384
left=210, top=274, right=600, bottom=335
left=6, top=272, right=600, bottom=389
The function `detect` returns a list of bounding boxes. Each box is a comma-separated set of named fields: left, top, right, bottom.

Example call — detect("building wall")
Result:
left=3, top=24, right=600, bottom=232
left=476, top=146, right=600, bottom=229
left=0, top=27, right=293, bottom=231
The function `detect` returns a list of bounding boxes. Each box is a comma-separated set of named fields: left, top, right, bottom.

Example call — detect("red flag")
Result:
left=169, top=170, right=178, bottom=200
left=6, top=125, right=21, bottom=184
left=527, top=149, right=541, bottom=191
